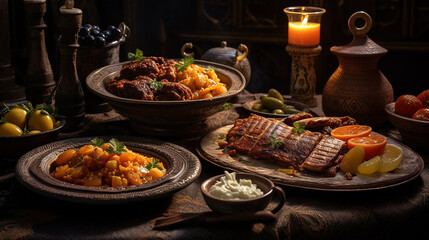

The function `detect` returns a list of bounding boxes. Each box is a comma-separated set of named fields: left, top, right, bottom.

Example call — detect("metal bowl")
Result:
left=385, top=102, right=429, bottom=150
left=0, top=119, right=66, bottom=159
left=86, top=60, right=246, bottom=137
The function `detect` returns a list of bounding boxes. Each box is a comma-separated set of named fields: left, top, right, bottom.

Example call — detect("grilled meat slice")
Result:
left=283, top=113, right=314, bottom=125
left=295, top=116, right=357, bottom=132
left=226, top=114, right=346, bottom=175
left=301, top=136, right=346, bottom=172
left=226, top=114, right=323, bottom=169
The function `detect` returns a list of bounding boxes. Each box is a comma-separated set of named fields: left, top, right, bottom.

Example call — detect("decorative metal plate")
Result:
left=16, top=136, right=201, bottom=204
left=196, top=125, right=424, bottom=191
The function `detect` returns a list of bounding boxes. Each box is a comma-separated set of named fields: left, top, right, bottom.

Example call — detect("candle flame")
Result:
left=302, top=15, right=308, bottom=25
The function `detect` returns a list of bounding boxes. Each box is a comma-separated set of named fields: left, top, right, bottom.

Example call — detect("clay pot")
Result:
left=322, top=11, right=393, bottom=126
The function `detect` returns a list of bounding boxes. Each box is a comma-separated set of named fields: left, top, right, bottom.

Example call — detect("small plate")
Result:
left=196, top=125, right=424, bottom=191
left=15, top=136, right=201, bottom=204
left=242, top=99, right=318, bottom=118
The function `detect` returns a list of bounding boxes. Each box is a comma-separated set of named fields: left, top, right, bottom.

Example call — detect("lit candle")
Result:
left=288, top=15, right=320, bottom=46
left=284, top=7, right=325, bottom=47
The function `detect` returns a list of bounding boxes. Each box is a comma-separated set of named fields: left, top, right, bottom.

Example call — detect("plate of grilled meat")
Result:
left=196, top=114, right=424, bottom=191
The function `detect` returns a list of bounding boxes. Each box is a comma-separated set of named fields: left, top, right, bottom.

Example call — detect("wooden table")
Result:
left=1, top=93, right=428, bottom=240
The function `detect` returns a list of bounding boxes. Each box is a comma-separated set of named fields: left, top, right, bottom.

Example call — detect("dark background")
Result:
left=8, top=0, right=429, bottom=98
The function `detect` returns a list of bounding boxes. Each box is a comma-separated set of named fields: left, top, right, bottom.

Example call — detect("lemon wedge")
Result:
left=357, top=156, right=381, bottom=175
left=379, top=144, right=403, bottom=173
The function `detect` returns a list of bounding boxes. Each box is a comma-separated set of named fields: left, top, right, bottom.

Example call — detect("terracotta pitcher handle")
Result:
left=348, top=11, right=372, bottom=37
left=236, top=43, right=249, bottom=62
left=181, top=42, right=194, bottom=58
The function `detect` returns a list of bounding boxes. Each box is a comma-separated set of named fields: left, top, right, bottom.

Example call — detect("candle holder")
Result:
left=284, top=6, right=325, bottom=107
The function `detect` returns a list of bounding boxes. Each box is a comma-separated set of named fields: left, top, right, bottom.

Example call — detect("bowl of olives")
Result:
left=0, top=102, right=65, bottom=159
left=242, top=89, right=315, bottom=118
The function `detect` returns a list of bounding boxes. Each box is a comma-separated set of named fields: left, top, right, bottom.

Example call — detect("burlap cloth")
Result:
left=1, top=92, right=428, bottom=240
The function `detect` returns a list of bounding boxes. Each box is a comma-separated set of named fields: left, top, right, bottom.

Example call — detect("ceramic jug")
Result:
left=322, top=11, right=393, bottom=126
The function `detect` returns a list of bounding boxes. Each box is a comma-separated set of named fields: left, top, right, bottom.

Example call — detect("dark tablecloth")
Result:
left=1, top=93, right=428, bottom=240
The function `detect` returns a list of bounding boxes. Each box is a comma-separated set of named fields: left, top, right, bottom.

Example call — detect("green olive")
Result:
left=260, top=95, right=267, bottom=101
left=268, top=89, right=284, bottom=103
left=251, top=103, right=264, bottom=111
left=285, top=105, right=296, bottom=109
left=272, top=109, right=285, bottom=114
left=282, top=106, right=302, bottom=114
left=260, top=108, right=271, bottom=113
left=0, top=122, right=23, bottom=136
left=261, top=97, right=284, bottom=111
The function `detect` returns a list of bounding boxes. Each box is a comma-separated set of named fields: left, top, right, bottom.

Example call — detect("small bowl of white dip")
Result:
left=201, top=171, right=286, bottom=214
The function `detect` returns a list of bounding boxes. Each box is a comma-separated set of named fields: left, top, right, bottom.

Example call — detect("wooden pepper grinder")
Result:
left=23, top=0, right=56, bottom=105
left=55, top=1, right=85, bottom=131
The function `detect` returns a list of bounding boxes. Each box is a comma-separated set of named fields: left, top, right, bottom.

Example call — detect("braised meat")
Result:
left=107, top=76, right=154, bottom=100
left=156, top=80, right=193, bottom=101
left=226, top=114, right=346, bottom=176
left=119, top=56, right=178, bottom=81
left=107, top=76, right=192, bottom=101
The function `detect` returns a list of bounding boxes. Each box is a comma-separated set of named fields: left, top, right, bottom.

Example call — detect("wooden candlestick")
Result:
left=286, top=45, right=322, bottom=107
left=54, top=4, right=85, bottom=131
left=23, top=0, right=55, bottom=105
left=0, top=0, right=26, bottom=103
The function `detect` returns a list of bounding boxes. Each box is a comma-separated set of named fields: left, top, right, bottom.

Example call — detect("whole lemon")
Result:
left=4, top=107, right=27, bottom=129
left=28, top=110, right=54, bottom=131
left=0, top=122, right=23, bottom=136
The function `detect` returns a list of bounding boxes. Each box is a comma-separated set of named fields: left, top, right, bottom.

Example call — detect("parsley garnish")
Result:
left=128, top=48, right=143, bottom=61
left=175, top=57, right=194, bottom=72
left=291, top=122, right=306, bottom=135
left=218, top=133, right=226, bottom=140
left=149, top=78, right=164, bottom=90
left=105, top=138, right=127, bottom=154
left=218, top=102, right=233, bottom=111
left=268, top=136, right=284, bottom=150
left=205, top=67, right=214, bottom=72
left=91, top=137, right=105, bottom=147
left=145, top=158, right=163, bottom=170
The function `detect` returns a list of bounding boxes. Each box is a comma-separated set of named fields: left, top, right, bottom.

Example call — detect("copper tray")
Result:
left=196, top=125, right=424, bottom=191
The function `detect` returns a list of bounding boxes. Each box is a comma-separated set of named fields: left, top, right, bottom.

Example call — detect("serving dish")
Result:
left=201, top=172, right=285, bottom=214
left=15, top=136, right=201, bottom=204
left=385, top=102, right=429, bottom=150
left=0, top=119, right=66, bottom=159
left=196, top=125, right=424, bottom=191
left=242, top=99, right=318, bottom=118
left=86, top=59, right=246, bottom=137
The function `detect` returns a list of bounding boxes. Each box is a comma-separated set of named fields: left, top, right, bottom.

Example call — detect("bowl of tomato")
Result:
left=0, top=102, right=66, bottom=159
left=385, top=96, right=429, bottom=150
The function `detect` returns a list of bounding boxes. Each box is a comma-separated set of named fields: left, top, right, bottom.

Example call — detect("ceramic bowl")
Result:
left=200, top=172, right=285, bottom=214
left=0, top=119, right=66, bottom=159
left=385, top=102, right=429, bottom=149
left=86, top=59, right=246, bottom=137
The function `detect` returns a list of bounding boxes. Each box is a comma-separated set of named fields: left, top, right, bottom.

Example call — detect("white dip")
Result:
left=209, top=171, right=264, bottom=200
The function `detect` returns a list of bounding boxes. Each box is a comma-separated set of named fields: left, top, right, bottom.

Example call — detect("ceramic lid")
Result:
left=331, top=11, right=387, bottom=56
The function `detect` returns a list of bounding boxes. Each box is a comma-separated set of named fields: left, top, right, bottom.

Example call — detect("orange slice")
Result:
left=331, top=125, right=372, bottom=141
left=347, top=135, right=387, bottom=160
